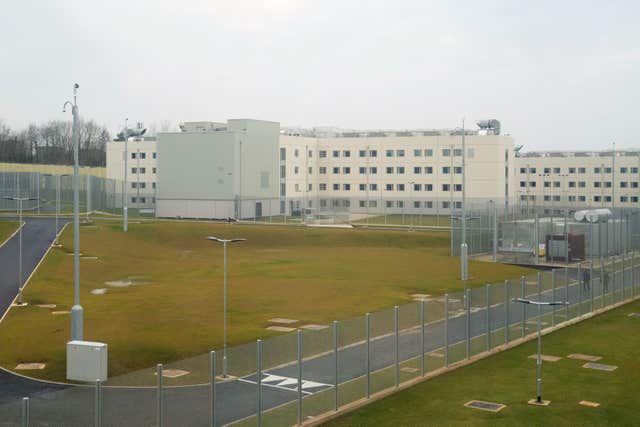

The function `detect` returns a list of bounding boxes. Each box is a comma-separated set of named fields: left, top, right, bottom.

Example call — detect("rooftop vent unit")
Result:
left=476, top=119, right=501, bottom=135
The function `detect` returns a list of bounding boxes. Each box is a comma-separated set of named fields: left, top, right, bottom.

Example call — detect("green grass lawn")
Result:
left=0, top=220, right=19, bottom=243
left=0, top=220, right=530, bottom=382
left=352, top=214, right=451, bottom=227
left=326, top=299, right=640, bottom=427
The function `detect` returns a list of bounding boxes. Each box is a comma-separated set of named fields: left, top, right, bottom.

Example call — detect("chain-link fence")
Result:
left=1, top=252, right=638, bottom=426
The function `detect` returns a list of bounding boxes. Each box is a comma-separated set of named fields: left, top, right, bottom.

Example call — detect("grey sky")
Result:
left=1, top=0, right=638, bottom=150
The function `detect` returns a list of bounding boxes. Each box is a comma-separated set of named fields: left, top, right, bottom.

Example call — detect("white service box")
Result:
left=66, top=340, right=108, bottom=382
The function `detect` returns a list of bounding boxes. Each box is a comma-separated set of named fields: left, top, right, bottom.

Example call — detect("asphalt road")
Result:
left=0, top=220, right=632, bottom=426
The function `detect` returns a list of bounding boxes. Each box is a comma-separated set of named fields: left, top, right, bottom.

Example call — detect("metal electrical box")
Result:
left=66, top=340, right=108, bottom=382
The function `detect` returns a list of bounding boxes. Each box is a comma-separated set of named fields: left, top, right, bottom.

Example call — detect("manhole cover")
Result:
left=582, top=362, right=617, bottom=372
left=464, top=400, right=506, bottom=412
left=567, top=354, right=602, bottom=362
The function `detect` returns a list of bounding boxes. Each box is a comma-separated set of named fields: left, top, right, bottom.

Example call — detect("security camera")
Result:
left=74, top=83, right=79, bottom=89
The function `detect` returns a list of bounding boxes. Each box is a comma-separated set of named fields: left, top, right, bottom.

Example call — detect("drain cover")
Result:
left=464, top=400, right=506, bottom=412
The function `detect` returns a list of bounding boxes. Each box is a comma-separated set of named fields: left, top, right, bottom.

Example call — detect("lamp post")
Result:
left=513, top=296, right=568, bottom=405
left=63, top=83, right=83, bottom=341
left=123, top=119, right=129, bottom=232
left=460, top=118, right=468, bottom=283
left=1, top=195, right=38, bottom=305
left=206, top=236, right=246, bottom=377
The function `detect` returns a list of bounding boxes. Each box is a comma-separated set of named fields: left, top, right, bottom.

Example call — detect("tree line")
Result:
left=0, top=119, right=111, bottom=167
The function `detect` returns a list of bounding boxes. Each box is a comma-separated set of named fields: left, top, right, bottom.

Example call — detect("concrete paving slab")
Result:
left=35, top=304, right=57, bottom=309
left=567, top=353, right=602, bottom=362
left=528, top=354, right=562, bottom=362
left=268, top=318, right=299, bottom=324
left=300, top=324, right=328, bottom=331
left=155, top=369, right=190, bottom=378
left=51, top=310, right=70, bottom=315
left=91, top=288, right=107, bottom=295
left=400, top=367, right=419, bottom=373
left=266, top=326, right=296, bottom=332
left=528, top=399, right=551, bottom=406
left=579, top=400, right=600, bottom=407
left=582, top=362, right=617, bottom=371
left=15, top=363, right=45, bottom=370
left=464, top=400, right=506, bottom=412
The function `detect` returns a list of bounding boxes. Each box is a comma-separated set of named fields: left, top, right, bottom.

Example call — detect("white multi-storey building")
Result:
left=106, top=137, right=158, bottom=209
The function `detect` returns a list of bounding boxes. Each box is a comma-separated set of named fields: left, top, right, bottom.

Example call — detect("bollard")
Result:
left=21, top=397, right=29, bottom=427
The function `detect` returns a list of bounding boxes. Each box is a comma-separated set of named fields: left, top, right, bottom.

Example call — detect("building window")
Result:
left=569, top=167, right=576, bottom=173
left=343, top=167, right=351, bottom=174
left=294, top=166, right=299, bottom=174
left=425, top=184, right=433, bottom=191
left=386, top=201, right=394, bottom=208
left=295, top=184, right=300, bottom=192
left=544, top=167, right=551, bottom=174
left=131, top=182, right=137, bottom=189
left=293, top=149, right=299, bottom=157
left=281, top=183, right=286, bottom=196
left=397, top=201, right=404, bottom=208
left=454, top=184, right=462, bottom=192
left=308, top=150, right=313, bottom=158
left=369, top=200, right=377, bottom=208
left=578, top=181, right=586, bottom=188
left=343, top=184, right=351, bottom=191
left=425, top=201, right=433, bottom=208
left=442, top=184, right=450, bottom=192
left=454, top=166, right=462, bottom=174
left=621, top=167, right=628, bottom=173
left=152, top=167, right=156, bottom=174
left=152, top=152, right=157, bottom=159
left=569, top=181, right=576, bottom=188
left=520, top=181, right=526, bottom=188
left=604, top=196, right=612, bottom=202
left=333, top=183, right=339, bottom=190
left=553, top=167, right=560, bottom=173
left=333, top=167, right=340, bottom=174
left=396, top=167, right=405, bottom=174
left=386, top=167, right=394, bottom=174
left=280, top=148, right=286, bottom=161
left=594, top=196, right=601, bottom=202
left=442, top=148, right=451, bottom=157
left=369, top=150, right=377, bottom=157
left=631, top=167, right=638, bottom=174
left=332, top=150, right=339, bottom=158
left=425, top=167, right=433, bottom=174
left=131, top=167, right=137, bottom=174
left=568, top=195, right=576, bottom=202
left=442, top=167, right=450, bottom=174
left=319, top=167, right=327, bottom=174
left=530, top=167, right=537, bottom=173
left=414, top=183, right=422, bottom=191
left=343, top=150, right=351, bottom=157
left=632, top=182, right=639, bottom=188
left=578, top=167, right=585, bottom=173
left=319, top=183, right=327, bottom=191
left=359, top=150, right=367, bottom=157
left=385, top=184, right=393, bottom=191
left=414, top=149, right=422, bottom=157
left=139, top=167, right=145, bottom=174
left=370, top=184, right=378, bottom=191
left=386, top=150, right=394, bottom=157
left=131, top=153, right=137, bottom=159
left=604, top=167, right=612, bottom=173
left=319, top=150, right=327, bottom=158
left=442, top=201, right=450, bottom=209
left=520, top=167, right=527, bottom=174
left=414, top=166, right=421, bottom=174
left=359, top=167, right=366, bottom=174
left=308, top=167, right=313, bottom=174
left=414, top=201, right=421, bottom=208
left=370, top=167, right=377, bottom=174
left=632, top=196, right=639, bottom=203
left=553, top=181, right=560, bottom=188
left=529, top=181, right=536, bottom=187
left=359, top=184, right=366, bottom=191
left=604, top=182, right=612, bottom=188
left=621, top=181, right=628, bottom=188
left=396, top=150, right=405, bottom=157
left=578, top=196, right=586, bottom=202
left=359, top=200, right=366, bottom=208
left=620, top=196, right=628, bottom=202
left=453, top=148, right=462, bottom=157
left=397, top=184, right=405, bottom=191
left=131, top=197, right=137, bottom=203
left=594, top=167, right=601, bottom=173
left=152, top=182, right=156, bottom=189
left=594, top=182, right=601, bottom=188
left=425, top=149, right=433, bottom=157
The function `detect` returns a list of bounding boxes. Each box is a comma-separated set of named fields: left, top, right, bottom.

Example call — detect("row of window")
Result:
left=520, top=181, right=639, bottom=188
left=308, top=183, right=463, bottom=192
left=520, top=194, right=640, bottom=203
left=130, top=167, right=157, bottom=174
left=283, top=148, right=467, bottom=160
left=316, top=199, right=463, bottom=209
left=131, top=152, right=157, bottom=160
left=131, top=182, right=156, bottom=189
left=291, top=166, right=461, bottom=175
left=130, top=196, right=155, bottom=204
left=520, top=166, right=639, bottom=174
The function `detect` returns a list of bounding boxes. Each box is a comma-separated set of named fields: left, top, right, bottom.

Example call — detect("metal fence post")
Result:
left=21, top=397, right=29, bottom=427
left=601, top=257, right=605, bottom=308
left=297, top=330, right=303, bottom=425
left=210, top=351, right=216, bottom=427
left=95, top=379, right=102, bottom=427
left=333, top=320, right=338, bottom=411
left=486, top=284, right=491, bottom=352
left=394, top=305, right=399, bottom=387
left=521, top=276, right=526, bottom=337
left=633, top=252, right=636, bottom=298
left=420, top=299, right=425, bottom=376
left=504, top=280, right=509, bottom=343
left=157, top=364, right=163, bottom=427
left=257, top=339, right=263, bottom=427
left=578, top=263, right=583, bottom=316
left=564, top=267, right=569, bottom=320
left=444, top=294, right=449, bottom=367
left=465, top=288, right=470, bottom=359
left=551, top=269, right=556, bottom=326
left=365, top=313, right=371, bottom=398
left=612, top=255, right=617, bottom=304
left=590, top=260, right=594, bottom=313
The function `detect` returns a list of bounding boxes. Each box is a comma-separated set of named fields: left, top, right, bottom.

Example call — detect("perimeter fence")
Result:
left=1, top=253, right=639, bottom=426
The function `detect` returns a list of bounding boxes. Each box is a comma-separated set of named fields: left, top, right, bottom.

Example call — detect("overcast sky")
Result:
left=1, top=0, right=638, bottom=150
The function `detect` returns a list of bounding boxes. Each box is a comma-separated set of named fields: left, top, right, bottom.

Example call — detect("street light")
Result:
left=206, top=236, right=246, bottom=377
left=513, top=293, right=569, bottom=405
left=1, top=195, right=38, bottom=305
left=63, top=83, right=83, bottom=341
